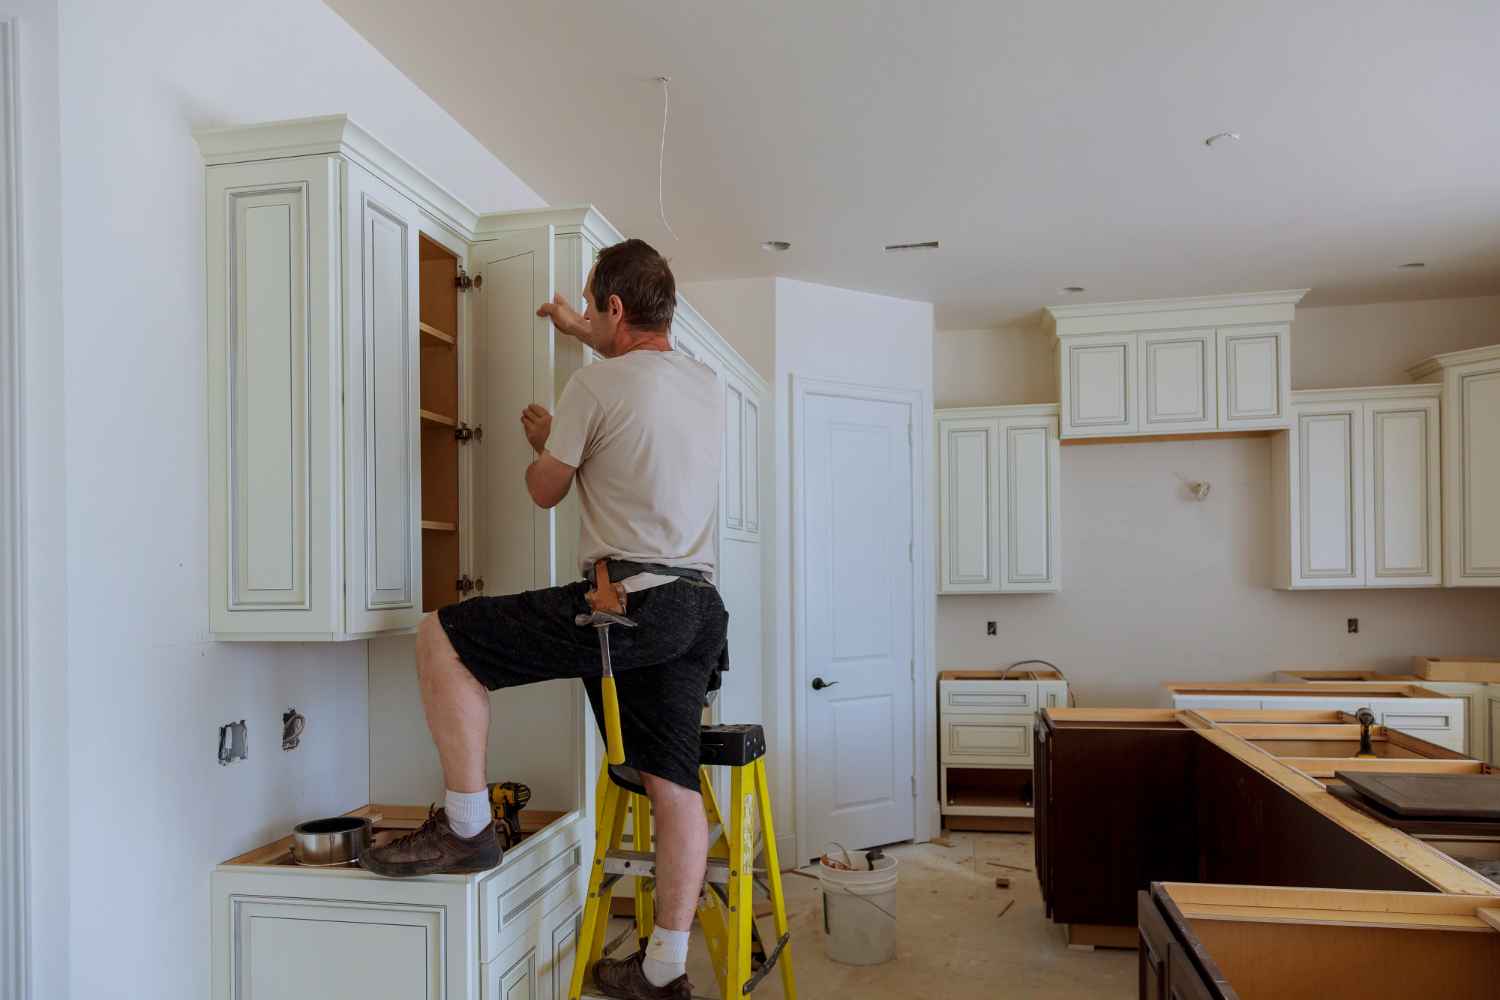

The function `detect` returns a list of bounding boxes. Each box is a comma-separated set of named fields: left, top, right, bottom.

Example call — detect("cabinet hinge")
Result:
left=455, top=422, right=484, bottom=444
left=908, top=540, right=913, bottom=563
left=456, top=267, right=482, bottom=291
left=911, top=774, right=918, bottom=798
left=456, top=575, right=474, bottom=596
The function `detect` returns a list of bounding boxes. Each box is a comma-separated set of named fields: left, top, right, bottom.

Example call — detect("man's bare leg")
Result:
left=637, top=772, right=707, bottom=985
left=416, top=613, right=490, bottom=791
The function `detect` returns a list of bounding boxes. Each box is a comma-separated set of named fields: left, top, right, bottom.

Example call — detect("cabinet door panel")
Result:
left=1167, top=943, right=1220, bottom=1000
left=742, top=394, right=760, bottom=533
left=344, top=165, right=422, bottom=633
left=207, top=156, right=339, bottom=638
left=724, top=379, right=746, bottom=531
left=1140, top=329, right=1216, bottom=431
left=942, top=713, right=1034, bottom=765
left=938, top=417, right=1001, bottom=592
left=232, top=898, right=443, bottom=1000
left=1003, top=422, right=1058, bottom=589
left=1064, top=338, right=1135, bottom=434
left=1365, top=399, right=1440, bottom=586
left=472, top=229, right=554, bottom=595
left=1218, top=324, right=1288, bottom=428
left=1296, top=408, right=1363, bottom=585
left=1456, top=369, right=1500, bottom=582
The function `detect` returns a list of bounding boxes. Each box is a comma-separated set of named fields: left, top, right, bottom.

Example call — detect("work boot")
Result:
left=360, top=806, right=500, bottom=877
left=592, top=951, right=692, bottom=1000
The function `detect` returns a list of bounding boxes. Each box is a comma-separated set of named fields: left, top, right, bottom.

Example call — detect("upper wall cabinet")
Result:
left=1410, top=345, right=1500, bottom=587
left=199, top=122, right=432, bottom=640
left=1047, top=291, right=1306, bottom=440
left=1272, top=386, right=1442, bottom=589
left=937, top=404, right=1061, bottom=594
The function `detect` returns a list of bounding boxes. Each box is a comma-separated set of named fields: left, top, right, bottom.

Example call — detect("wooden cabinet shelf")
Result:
left=419, top=321, right=455, bottom=346
left=419, top=408, right=457, bottom=428
left=420, top=520, right=456, bottom=533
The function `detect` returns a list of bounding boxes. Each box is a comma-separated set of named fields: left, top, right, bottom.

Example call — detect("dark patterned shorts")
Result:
left=437, top=578, right=728, bottom=793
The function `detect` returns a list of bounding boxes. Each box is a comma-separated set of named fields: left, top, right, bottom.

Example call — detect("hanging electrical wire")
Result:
left=655, top=75, right=678, bottom=241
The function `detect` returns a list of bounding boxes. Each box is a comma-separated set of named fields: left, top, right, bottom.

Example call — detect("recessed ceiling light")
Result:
left=761, top=240, right=791, bottom=253
left=1397, top=261, right=1426, bottom=269
left=1204, top=131, right=1240, bottom=147
left=883, top=240, right=940, bottom=253
left=1060, top=286, right=1086, bottom=294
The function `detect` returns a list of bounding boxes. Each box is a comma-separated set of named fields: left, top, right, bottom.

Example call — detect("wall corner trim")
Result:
left=0, top=19, right=31, bottom=1000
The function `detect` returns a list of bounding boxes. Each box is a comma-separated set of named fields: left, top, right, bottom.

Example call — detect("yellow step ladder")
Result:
left=568, top=724, right=797, bottom=1000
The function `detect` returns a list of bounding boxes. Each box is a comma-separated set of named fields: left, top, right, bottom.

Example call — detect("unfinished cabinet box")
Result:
left=1272, top=385, right=1442, bottom=589
left=1165, top=683, right=1465, bottom=752
left=1409, top=344, right=1500, bottom=587
left=936, top=405, right=1061, bottom=594
left=1140, top=882, right=1500, bottom=1000
left=1047, top=291, right=1305, bottom=441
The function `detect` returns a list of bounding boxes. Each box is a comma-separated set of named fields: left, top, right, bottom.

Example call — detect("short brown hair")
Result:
left=590, top=238, right=676, bottom=332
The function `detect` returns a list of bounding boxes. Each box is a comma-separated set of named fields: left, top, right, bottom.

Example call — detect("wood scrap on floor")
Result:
left=984, top=860, right=1031, bottom=872
left=997, top=899, right=1015, bottom=919
left=994, top=875, right=1011, bottom=888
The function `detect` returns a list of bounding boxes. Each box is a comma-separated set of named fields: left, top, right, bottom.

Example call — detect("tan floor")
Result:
left=614, top=830, right=1136, bottom=999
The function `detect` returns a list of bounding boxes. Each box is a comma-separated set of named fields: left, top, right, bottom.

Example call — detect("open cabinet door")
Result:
left=469, top=226, right=581, bottom=812
left=470, top=226, right=554, bottom=597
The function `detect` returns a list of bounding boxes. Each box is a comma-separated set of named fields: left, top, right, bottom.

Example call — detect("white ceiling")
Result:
left=327, top=0, right=1500, bottom=328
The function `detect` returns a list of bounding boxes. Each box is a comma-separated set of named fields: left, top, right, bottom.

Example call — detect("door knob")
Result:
left=811, top=676, right=838, bottom=691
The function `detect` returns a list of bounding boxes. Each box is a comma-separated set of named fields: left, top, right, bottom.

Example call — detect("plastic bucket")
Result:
left=818, top=851, right=899, bottom=965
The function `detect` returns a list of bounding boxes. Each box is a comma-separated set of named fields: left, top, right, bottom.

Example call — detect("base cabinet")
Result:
left=214, top=814, right=588, bottom=1000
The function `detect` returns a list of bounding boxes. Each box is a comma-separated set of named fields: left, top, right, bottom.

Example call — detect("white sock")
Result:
left=641, top=925, right=690, bottom=987
left=444, top=788, right=491, bottom=839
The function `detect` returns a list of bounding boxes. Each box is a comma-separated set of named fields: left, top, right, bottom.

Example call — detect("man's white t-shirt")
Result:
left=545, top=349, right=723, bottom=586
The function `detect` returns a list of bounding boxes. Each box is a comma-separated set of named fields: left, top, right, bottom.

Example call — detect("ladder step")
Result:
left=605, top=848, right=731, bottom=884
left=580, top=994, right=719, bottom=1000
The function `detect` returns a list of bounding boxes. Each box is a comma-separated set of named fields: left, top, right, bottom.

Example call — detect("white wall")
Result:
left=680, top=277, right=776, bottom=382
left=935, top=295, right=1500, bottom=706
left=53, top=2, right=541, bottom=998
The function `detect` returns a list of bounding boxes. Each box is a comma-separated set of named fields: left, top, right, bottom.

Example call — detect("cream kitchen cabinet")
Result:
left=1410, top=344, right=1500, bottom=587
left=938, top=671, right=1068, bottom=829
left=937, top=404, right=1061, bottom=594
left=1272, top=385, right=1441, bottom=589
left=1047, top=291, right=1305, bottom=440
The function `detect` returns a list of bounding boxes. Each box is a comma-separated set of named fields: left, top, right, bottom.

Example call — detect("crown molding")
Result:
left=1045, top=289, right=1310, bottom=337
left=1291, top=384, right=1442, bottom=405
left=193, top=114, right=481, bottom=240
left=1407, top=343, right=1500, bottom=381
left=473, top=204, right=623, bottom=248
left=935, top=402, right=1060, bottom=420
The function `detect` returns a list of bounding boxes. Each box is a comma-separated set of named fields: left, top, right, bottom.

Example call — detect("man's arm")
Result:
left=526, top=452, right=576, bottom=509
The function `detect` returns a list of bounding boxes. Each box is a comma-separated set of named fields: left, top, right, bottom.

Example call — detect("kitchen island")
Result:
left=1034, top=707, right=1494, bottom=948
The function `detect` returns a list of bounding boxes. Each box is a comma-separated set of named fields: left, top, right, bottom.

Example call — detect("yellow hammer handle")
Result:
left=602, top=674, right=626, bottom=766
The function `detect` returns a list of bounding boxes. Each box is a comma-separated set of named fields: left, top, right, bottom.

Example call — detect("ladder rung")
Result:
left=605, top=848, right=731, bottom=884
left=581, top=994, right=719, bottom=1000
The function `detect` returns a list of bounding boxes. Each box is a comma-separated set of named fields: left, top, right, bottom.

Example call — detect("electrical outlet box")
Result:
left=986, top=621, right=997, bottom=636
left=1347, top=618, right=1359, bottom=634
left=218, top=720, right=248, bottom=765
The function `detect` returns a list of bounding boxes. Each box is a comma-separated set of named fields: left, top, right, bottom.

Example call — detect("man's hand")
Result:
left=520, top=404, right=552, bottom=453
left=537, top=293, right=591, bottom=342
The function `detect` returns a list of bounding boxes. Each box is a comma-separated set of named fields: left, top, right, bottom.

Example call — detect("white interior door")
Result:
left=798, top=388, right=916, bottom=858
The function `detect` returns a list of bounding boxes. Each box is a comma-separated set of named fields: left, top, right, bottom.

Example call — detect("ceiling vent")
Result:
left=883, top=240, right=939, bottom=253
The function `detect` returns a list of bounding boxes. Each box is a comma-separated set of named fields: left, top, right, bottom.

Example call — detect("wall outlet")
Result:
left=218, top=720, right=248, bottom=765
left=986, top=621, right=997, bottom=636
left=1347, top=618, right=1359, bottom=634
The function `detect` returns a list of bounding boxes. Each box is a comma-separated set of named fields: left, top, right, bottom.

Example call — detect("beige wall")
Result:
left=934, top=295, right=1500, bottom=706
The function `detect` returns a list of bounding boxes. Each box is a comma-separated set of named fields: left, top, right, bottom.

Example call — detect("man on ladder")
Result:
left=364, top=238, right=723, bottom=1000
